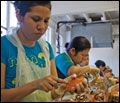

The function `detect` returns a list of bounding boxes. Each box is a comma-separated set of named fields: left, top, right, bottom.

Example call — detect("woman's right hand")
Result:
left=88, top=66, right=100, bottom=78
left=34, top=75, right=67, bottom=92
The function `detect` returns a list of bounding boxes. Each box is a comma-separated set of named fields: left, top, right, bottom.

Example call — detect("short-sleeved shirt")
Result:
left=55, top=53, right=75, bottom=78
left=1, top=36, right=54, bottom=89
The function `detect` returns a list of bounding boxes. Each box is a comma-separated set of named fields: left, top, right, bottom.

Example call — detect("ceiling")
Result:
left=51, top=1, right=119, bottom=25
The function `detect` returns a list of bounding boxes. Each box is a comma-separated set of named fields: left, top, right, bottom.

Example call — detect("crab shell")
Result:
left=109, top=84, right=119, bottom=102
left=65, top=75, right=85, bottom=92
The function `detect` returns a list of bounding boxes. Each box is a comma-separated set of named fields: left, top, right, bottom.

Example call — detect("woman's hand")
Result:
left=65, top=74, right=88, bottom=94
left=89, top=66, right=100, bottom=78
left=70, top=79, right=88, bottom=94
left=35, top=75, right=67, bottom=92
left=52, top=74, right=88, bottom=99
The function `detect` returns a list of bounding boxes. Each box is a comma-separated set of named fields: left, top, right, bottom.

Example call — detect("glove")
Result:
left=88, top=66, right=100, bottom=78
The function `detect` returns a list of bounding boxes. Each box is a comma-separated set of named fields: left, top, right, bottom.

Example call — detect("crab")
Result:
left=58, top=67, right=119, bottom=102
left=104, top=83, right=119, bottom=102
left=59, top=83, right=119, bottom=102
left=65, top=75, right=85, bottom=92
left=60, top=68, right=100, bottom=101
left=88, top=73, right=119, bottom=102
left=60, top=75, right=85, bottom=100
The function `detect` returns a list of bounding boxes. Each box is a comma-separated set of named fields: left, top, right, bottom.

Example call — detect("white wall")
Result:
left=51, top=1, right=119, bottom=16
left=49, top=18, right=57, bottom=55
left=89, top=37, right=119, bottom=76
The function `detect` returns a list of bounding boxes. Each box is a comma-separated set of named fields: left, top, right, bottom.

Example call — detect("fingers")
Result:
left=70, top=80, right=87, bottom=95
left=47, top=78, right=58, bottom=89
left=38, top=75, right=67, bottom=92
left=51, top=76, right=68, bottom=84
left=64, top=74, right=77, bottom=82
left=82, top=80, right=88, bottom=88
left=39, top=75, right=88, bottom=94
left=46, top=75, right=67, bottom=87
left=75, top=84, right=81, bottom=94
left=44, top=83, right=54, bottom=92
left=70, top=87, right=75, bottom=94
left=94, top=69, right=100, bottom=74
left=79, top=83, right=85, bottom=92
left=39, top=82, right=53, bottom=92
left=43, top=86, right=49, bottom=92
left=70, top=74, right=77, bottom=79
left=89, top=66, right=100, bottom=77
left=70, top=83, right=85, bottom=94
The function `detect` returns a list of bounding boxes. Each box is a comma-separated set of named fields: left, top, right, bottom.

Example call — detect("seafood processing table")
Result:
left=52, top=75, right=119, bottom=102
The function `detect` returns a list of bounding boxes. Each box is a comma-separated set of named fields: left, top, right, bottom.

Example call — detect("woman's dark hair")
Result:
left=95, top=60, right=106, bottom=68
left=65, top=42, right=69, bottom=48
left=66, top=36, right=91, bottom=53
left=13, top=1, right=51, bottom=16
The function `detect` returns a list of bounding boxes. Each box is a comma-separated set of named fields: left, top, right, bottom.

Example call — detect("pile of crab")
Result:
left=57, top=72, right=119, bottom=102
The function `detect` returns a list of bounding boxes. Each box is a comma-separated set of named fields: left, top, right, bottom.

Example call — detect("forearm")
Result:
left=67, top=65, right=90, bottom=76
left=1, top=80, right=37, bottom=102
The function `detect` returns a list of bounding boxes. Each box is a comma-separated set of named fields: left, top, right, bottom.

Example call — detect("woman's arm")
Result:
left=1, top=82, right=38, bottom=102
left=1, top=63, right=38, bottom=102
left=50, top=59, right=58, bottom=77
left=1, top=62, right=66, bottom=102
left=67, top=65, right=100, bottom=77
left=67, top=65, right=90, bottom=76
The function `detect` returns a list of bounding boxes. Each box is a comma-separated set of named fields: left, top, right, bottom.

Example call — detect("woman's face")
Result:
left=71, top=49, right=90, bottom=65
left=18, top=6, right=50, bottom=41
left=80, top=56, right=89, bottom=66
